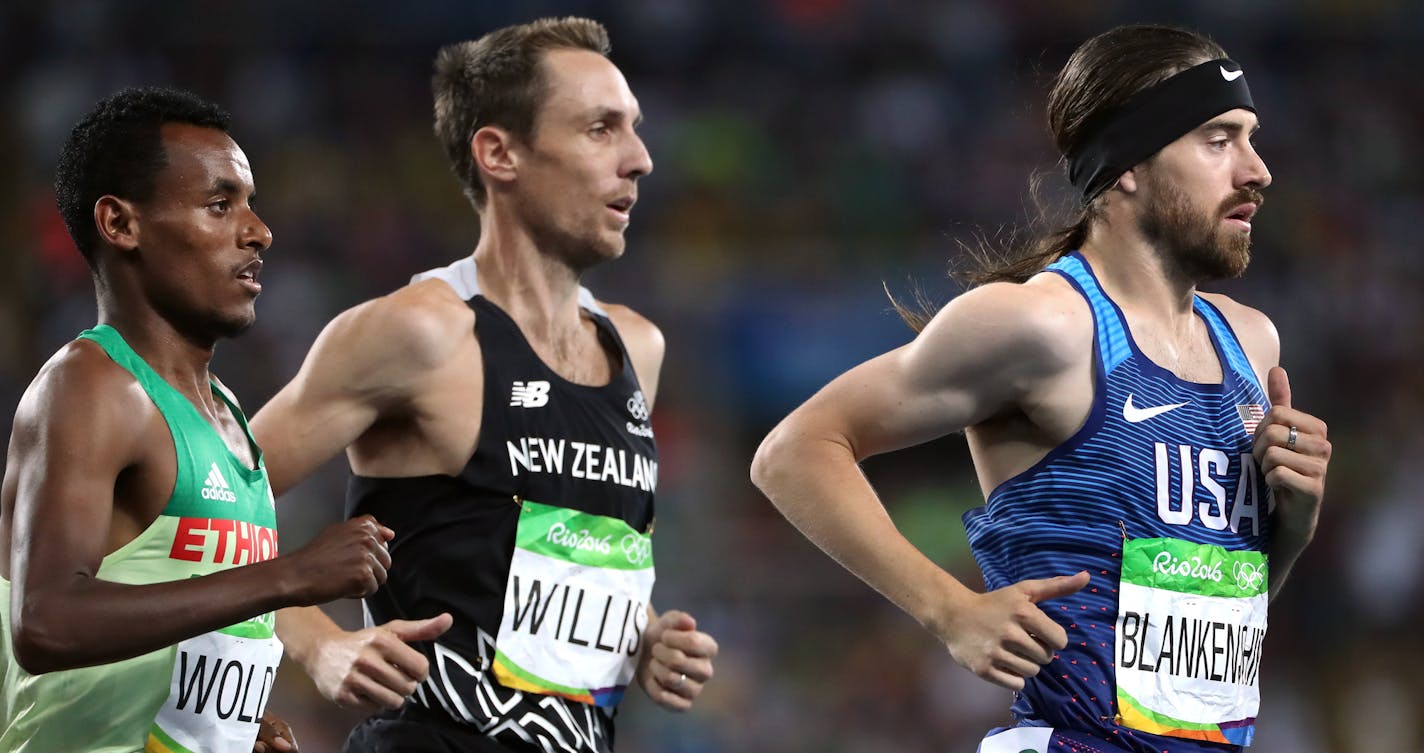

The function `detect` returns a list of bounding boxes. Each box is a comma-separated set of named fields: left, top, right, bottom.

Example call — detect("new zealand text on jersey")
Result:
left=507, top=437, right=657, bottom=492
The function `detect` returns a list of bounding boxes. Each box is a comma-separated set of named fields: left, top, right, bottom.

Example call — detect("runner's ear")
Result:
left=95, top=195, right=140, bottom=253
left=472, top=126, right=517, bottom=190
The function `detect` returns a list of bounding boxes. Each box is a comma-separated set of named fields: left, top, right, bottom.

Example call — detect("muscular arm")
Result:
left=252, top=285, right=464, bottom=496
left=253, top=283, right=466, bottom=706
left=5, top=346, right=388, bottom=674
left=751, top=281, right=1091, bottom=689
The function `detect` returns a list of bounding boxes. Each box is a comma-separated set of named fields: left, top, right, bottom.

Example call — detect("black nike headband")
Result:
left=1067, top=58, right=1255, bottom=202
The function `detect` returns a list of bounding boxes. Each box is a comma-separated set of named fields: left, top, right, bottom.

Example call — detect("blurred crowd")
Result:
left=3, top=1, right=1421, bottom=751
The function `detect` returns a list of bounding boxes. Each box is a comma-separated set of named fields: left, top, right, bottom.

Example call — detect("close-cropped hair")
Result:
left=54, top=86, right=231, bottom=267
left=432, top=16, right=611, bottom=209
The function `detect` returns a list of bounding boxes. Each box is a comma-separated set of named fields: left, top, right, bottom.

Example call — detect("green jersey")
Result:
left=0, top=324, right=283, bottom=753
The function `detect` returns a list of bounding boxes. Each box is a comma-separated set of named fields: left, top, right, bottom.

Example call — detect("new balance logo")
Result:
left=510, top=381, right=551, bottom=408
left=201, top=462, right=238, bottom=503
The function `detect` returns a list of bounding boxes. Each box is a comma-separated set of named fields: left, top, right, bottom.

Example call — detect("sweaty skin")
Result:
left=1, top=124, right=392, bottom=676
left=751, top=107, right=1329, bottom=692
left=253, top=47, right=717, bottom=713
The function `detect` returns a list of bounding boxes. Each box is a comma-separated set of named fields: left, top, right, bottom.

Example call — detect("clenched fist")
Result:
left=279, top=515, right=393, bottom=605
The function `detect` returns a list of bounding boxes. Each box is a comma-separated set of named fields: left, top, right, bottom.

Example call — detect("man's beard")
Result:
left=1139, top=181, right=1264, bottom=282
left=525, top=207, right=626, bottom=275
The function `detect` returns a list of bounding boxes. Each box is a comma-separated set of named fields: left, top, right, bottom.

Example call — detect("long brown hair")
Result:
left=893, top=25, right=1228, bottom=331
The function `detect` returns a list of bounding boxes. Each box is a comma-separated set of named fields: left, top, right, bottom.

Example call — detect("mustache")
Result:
left=1219, top=187, right=1265, bottom=214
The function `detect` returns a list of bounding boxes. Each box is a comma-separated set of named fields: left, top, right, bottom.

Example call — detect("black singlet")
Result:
left=346, top=259, right=657, bottom=753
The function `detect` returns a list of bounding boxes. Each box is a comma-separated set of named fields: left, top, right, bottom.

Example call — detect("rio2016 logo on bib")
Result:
left=545, top=522, right=612, bottom=555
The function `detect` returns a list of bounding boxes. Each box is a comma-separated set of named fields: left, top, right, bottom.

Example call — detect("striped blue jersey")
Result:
left=963, top=252, right=1272, bottom=752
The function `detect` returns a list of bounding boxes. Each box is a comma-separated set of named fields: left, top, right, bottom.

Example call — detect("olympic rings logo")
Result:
left=621, top=533, right=652, bottom=566
left=1233, top=560, right=1267, bottom=591
left=627, top=391, right=650, bottom=422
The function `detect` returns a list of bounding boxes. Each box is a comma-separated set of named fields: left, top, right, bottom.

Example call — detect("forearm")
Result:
left=275, top=605, right=344, bottom=672
left=1267, top=518, right=1316, bottom=602
left=751, top=429, right=972, bottom=633
left=14, top=558, right=300, bottom=674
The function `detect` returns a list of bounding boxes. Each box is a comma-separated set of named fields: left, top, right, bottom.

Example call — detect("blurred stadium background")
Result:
left=3, top=1, right=1422, bottom=751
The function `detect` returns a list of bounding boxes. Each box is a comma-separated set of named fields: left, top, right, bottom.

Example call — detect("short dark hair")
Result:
left=54, top=86, right=231, bottom=267
left=432, top=17, right=611, bottom=209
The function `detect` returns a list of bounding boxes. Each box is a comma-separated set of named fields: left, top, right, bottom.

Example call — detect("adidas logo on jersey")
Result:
left=201, top=462, right=238, bottom=503
left=510, top=380, right=551, bottom=408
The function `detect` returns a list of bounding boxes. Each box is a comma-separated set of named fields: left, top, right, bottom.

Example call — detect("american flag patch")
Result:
left=1237, top=404, right=1265, bottom=436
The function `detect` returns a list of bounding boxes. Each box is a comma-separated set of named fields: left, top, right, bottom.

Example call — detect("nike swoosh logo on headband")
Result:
left=1220, top=66, right=1244, bottom=81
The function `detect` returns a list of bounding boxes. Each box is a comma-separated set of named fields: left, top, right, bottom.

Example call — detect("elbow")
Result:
left=12, top=601, right=80, bottom=674
left=13, top=639, right=62, bottom=676
left=753, top=416, right=857, bottom=512
left=750, top=422, right=792, bottom=498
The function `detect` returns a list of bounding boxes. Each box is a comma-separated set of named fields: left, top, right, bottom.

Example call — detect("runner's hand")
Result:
left=310, top=615, right=453, bottom=710
left=637, top=610, right=718, bottom=711
left=253, top=710, right=297, bottom=752
left=941, top=572, right=1088, bottom=690
left=282, top=515, right=394, bottom=603
left=1252, top=366, right=1330, bottom=541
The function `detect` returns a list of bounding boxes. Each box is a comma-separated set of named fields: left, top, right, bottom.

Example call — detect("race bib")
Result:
left=146, top=614, right=284, bottom=753
left=1115, top=538, right=1268, bottom=747
left=494, top=500, right=654, bottom=707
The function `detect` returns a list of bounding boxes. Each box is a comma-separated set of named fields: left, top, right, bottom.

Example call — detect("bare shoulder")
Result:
left=1000, top=271, right=1094, bottom=351
left=598, top=302, right=664, bottom=359
left=11, top=339, right=155, bottom=460
left=27, top=339, right=152, bottom=415
left=320, top=278, right=477, bottom=374
left=1198, top=291, right=1280, bottom=373
left=596, top=300, right=665, bottom=403
left=917, top=273, right=1093, bottom=378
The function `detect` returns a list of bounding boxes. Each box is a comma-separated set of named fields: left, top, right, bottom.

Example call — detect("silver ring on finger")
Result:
left=674, top=672, right=686, bottom=690
left=1286, top=425, right=1298, bottom=450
